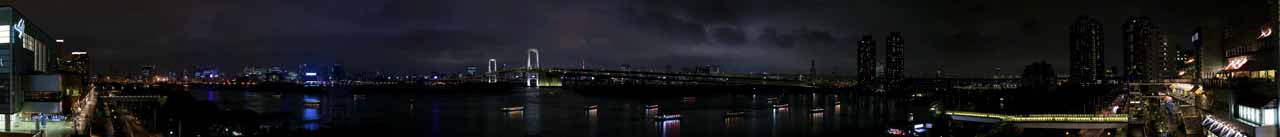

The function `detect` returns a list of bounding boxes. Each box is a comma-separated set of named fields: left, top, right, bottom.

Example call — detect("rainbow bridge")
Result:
left=945, top=111, right=1131, bottom=129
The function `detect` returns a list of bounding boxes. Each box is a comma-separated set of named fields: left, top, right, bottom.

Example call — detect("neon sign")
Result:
left=1226, top=56, right=1248, bottom=70
left=1261, top=27, right=1272, bottom=39
left=1191, top=33, right=1199, bottom=41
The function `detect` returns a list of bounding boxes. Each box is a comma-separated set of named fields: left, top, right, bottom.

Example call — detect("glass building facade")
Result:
left=0, top=6, right=59, bottom=115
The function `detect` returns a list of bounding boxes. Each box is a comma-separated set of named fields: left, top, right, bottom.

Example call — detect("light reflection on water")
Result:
left=657, top=120, right=680, bottom=137
left=191, top=88, right=915, bottom=137
left=302, top=108, right=319, bottom=120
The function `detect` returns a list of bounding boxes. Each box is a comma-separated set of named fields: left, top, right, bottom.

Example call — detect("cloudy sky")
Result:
left=11, top=0, right=1272, bottom=77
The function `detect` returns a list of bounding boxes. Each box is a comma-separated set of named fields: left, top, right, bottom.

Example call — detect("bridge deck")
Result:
left=946, top=111, right=1130, bottom=129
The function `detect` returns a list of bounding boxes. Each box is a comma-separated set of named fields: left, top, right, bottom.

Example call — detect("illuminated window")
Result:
left=0, top=25, right=8, bottom=44
left=1240, top=106, right=1263, bottom=124
left=1266, top=108, right=1277, bottom=125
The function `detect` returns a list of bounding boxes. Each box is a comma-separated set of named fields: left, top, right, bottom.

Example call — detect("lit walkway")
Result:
left=945, top=111, right=1130, bottom=129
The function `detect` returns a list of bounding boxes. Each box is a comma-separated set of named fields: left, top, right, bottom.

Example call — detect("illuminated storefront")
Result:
left=0, top=5, right=60, bottom=131
left=1213, top=24, right=1280, bottom=137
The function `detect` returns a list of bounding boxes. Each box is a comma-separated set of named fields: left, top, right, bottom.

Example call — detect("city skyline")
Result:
left=0, top=0, right=1274, bottom=137
left=12, top=0, right=1277, bottom=77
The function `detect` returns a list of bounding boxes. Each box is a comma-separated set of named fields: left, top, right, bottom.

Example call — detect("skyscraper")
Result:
left=1069, top=16, right=1104, bottom=85
left=885, top=32, right=904, bottom=82
left=1122, top=16, right=1168, bottom=81
left=857, top=35, right=877, bottom=82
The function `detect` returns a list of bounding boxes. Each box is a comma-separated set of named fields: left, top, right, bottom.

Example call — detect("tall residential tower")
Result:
left=1122, top=16, right=1169, bottom=81
left=1069, top=16, right=1105, bottom=85
left=857, top=35, right=877, bottom=82
left=885, top=32, right=904, bottom=82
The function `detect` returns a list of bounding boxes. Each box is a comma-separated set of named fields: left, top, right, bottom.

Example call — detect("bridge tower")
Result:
left=527, top=49, right=540, bottom=86
left=487, top=59, right=497, bottom=83
left=528, top=49, right=540, bottom=68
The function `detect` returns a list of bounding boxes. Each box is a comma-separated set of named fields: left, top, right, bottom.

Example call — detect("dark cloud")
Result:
left=759, top=27, right=795, bottom=48
left=796, top=29, right=834, bottom=47
left=8, top=0, right=1272, bottom=77
left=710, top=27, right=747, bottom=45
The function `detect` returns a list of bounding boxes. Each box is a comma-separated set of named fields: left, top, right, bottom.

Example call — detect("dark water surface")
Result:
left=189, top=88, right=918, bottom=137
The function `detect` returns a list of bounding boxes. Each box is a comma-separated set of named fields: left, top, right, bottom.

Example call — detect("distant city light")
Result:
left=55, top=39, right=64, bottom=43
left=305, top=72, right=317, bottom=76
left=71, top=52, right=87, bottom=55
left=303, top=95, right=320, bottom=103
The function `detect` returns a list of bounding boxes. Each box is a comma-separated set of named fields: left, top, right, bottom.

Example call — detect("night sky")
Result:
left=10, top=0, right=1273, bottom=77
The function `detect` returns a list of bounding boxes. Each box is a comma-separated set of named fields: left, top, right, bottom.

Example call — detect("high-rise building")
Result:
left=60, top=51, right=89, bottom=74
left=1158, top=33, right=1172, bottom=79
left=1069, top=16, right=1105, bottom=85
left=141, top=66, right=155, bottom=78
left=466, top=66, right=478, bottom=76
left=1020, top=61, right=1057, bottom=90
left=329, top=64, right=345, bottom=81
left=857, top=35, right=877, bottom=82
left=1174, top=49, right=1197, bottom=79
left=1122, top=16, right=1169, bottom=81
left=300, top=64, right=319, bottom=82
left=1189, top=27, right=1203, bottom=80
left=885, top=32, right=904, bottom=82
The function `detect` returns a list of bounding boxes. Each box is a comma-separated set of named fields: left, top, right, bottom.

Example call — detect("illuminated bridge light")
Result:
left=945, top=111, right=1130, bottom=123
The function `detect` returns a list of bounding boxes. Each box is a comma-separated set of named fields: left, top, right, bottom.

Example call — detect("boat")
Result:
left=645, top=104, right=660, bottom=109
left=724, top=111, right=746, bottom=117
left=500, top=106, right=525, bottom=111
left=655, top=114, right=682, bottom=121
left=809, top=108, right=825, bottom=113
left=772, top=104, right=790, bottom=108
